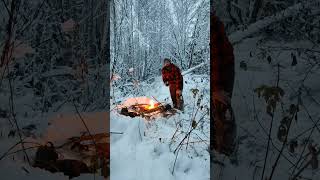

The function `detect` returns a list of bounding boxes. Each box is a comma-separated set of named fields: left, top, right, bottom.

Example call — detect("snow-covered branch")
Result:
left=229, top=1, right=320, bottom=44
left=182, top=60, right=208, bottom=76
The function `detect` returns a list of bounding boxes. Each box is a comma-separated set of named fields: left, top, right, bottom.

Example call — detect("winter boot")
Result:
left=176, top=90, right=184, bottom=111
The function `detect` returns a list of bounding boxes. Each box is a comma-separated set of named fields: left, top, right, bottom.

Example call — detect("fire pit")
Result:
left=32, top=112, right=110, bottom=178
left=118, top=97, right=176, bottom=119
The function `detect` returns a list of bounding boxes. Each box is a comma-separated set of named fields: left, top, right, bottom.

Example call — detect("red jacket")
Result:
left=162, top=63, right=183, bottom=90
left=211, top=15, right=235, bottom=94
left=211, top=14, right=236, bottom=156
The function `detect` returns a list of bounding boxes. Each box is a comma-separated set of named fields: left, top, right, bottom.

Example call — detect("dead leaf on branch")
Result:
left=190, top=88, right=199, bottom=98
left=308, top=144, right=318, bottom=170
left=291, top=53, right=297, bottom=66
left=277, top=104, right=298, bottom=142
left=197, top=94, right=203, bottom=107
left=192, top=120, right=197, bottom=129
left=289, top=139, right=298, bottom=153
left=254, top=85, right=285, bottom=116
left=267, top=55, right=272, bottom=64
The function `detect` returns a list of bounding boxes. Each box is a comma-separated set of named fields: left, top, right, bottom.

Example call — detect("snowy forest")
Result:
left=212, top=0, right=320, bottom=180
left=0, top=0, right=109, bottom=179
left=110, top=0, right=210, bottom=180
left=110, top=0, right=209, bottom=94
left=2, top=0, right=320, bottom=179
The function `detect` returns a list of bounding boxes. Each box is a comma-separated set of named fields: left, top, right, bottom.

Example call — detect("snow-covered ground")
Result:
left=0, top=159, right=104, bottom=180
left=213, top=37, right=320, bottom=180
left=0, top=102, right=108, bottom=179
left=0, top=134, right=105, bottom=180
left=110, top=73, right=210, bottom=180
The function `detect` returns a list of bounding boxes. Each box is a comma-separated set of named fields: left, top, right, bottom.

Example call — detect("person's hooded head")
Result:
left=163, top=58, right=171, bottom=67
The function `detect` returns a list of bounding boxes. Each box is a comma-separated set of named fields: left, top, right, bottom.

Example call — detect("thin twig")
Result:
left=261, top=63, right=281, bottom=180
left=72, top=100, right=99, bottom=178
left=268, top=104, right=298, bottom=180
left=8, top=71, right=31, bottom=165
left=172, top=142, right=182, bottom=175
left=290, top=109, right=320, bottom=177
left=291, top=150, right=320, bottom=180
left=0, top=137, right=27, bottom=161
left=0, top=0, right=11, bottom=16
left=260, top=108, right=275, bottom=180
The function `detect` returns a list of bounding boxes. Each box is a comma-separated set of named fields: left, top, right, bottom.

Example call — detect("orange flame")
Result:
left=147, top=100, right=155, bottom=110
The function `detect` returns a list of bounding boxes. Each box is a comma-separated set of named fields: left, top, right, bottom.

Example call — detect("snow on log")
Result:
left=182, top=61, right=208, bottom=76
left=229, top=1, right=320, bottom=44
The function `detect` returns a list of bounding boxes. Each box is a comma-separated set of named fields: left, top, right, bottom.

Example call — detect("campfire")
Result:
left=147, top=99, right=155, bottom=109
left=119, top=97, right=176, bottom=119
left=34, top=133, right=109, bottom=178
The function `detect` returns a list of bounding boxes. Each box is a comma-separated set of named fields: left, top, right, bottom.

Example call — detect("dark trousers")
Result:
left=169, top=85, right=183, bottom=110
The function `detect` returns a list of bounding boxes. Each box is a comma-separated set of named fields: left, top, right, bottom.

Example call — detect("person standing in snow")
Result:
left=162, top=58, right=184, bottom=110
left=211, top=13, right=236, bottom=156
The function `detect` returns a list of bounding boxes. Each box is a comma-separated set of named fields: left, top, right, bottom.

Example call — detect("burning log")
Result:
left=119, top=97, right=176, bottom=119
